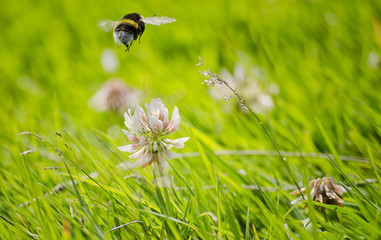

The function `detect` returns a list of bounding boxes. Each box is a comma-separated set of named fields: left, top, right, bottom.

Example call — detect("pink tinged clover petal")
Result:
left=144, top=102, right=153, bottom=117
left=149, top=98, right=170, bottom=128
left=132, top=152, right=153, bottom=168
left=118, top=144, right=139, bottom=153
left=168, top=106, right=180, bottom=134
left=136, top=105, right=147, bottom=123
left=157, top=153, right=169, bottom=169
left=124, top=111, right=134, bottom=130
left=145, top=98, right=164, bottom=119
left=334, top=184, right=346, bottom=195
left=131, top=105, right=146, bottom=133
left=166, top=137, right=190, bottom=149
left=165, top=150, right=179, bottom=159
left=122, top=129, right=139, bottom=143
left=329, top=177, right=346, bottom=195
left=129, top=147, right=146, bottom=159
left=148, top=116, right=164, bottom=133
left=326, top=192, right=336, bottom=199
left=161, top=107, right=169, bottom=129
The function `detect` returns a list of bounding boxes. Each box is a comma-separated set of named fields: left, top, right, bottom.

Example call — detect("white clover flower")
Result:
left=89, top=78, right=140, bottom=114
left=118, top=98, right=189, bottom=170
left=209, top=62, right=278, bottom=114
left=101, top=48, right=119, bottom=74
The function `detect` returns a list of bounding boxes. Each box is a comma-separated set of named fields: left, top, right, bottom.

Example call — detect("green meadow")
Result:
left=1, top=0, right=381, bottom=239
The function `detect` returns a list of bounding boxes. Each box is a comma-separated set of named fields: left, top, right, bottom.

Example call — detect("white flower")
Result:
left=89, top=78, right=139, bottom=114
left=368, top=51, right=380, bottom=70
left=210, top=62, right=278, bottom=114
left=101, top=48, right=119, bottom=74
left=118, top=98, right=189, bottom=170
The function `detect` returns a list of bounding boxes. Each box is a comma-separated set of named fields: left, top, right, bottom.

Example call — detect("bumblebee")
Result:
left=99, top=13, right=176, bottom=52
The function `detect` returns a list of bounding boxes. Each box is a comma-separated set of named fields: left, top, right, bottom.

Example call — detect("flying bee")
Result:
left=99, top=13, right=176, bottom=52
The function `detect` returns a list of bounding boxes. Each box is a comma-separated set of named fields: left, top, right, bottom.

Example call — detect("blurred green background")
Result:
left=1, top=0, right=381, bottom=238
left=1, top=0, right=380, bottom=153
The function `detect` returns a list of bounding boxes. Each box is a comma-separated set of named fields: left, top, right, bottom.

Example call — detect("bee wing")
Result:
left=98, top=20, right=119, bottom=32
left=142, top=16, right=177, bottom=26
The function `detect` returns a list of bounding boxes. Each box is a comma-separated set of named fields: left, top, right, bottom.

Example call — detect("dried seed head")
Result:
left=291, top=177, right=346, bottom=207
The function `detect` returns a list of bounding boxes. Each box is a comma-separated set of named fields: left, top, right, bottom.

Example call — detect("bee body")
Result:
left=113, top=14, right=145, bottom=51
left=100, top=13, right=176, bottom=52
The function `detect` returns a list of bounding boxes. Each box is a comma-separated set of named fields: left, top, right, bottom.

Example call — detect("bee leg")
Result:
left=124, top=42, right=133, bottom=52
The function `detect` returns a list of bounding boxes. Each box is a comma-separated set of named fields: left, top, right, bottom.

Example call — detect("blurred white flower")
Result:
left=266, top=82, right=280, bottom=95
left=101, top=48, right=119, bottom=74
left=255, top=93, right=274, bottom=113
left=89, top=78, right=139, bottom=114
left=17, top=76, right=43, bottom=96
left=368, top=51, right=380, bottom=70
left=325, top=12, right=338, bottom=26
left=237, top=169, right=247, bottom=176
left=118, top=98, right=189, bottom=170
left=210, top=63, right=278, bottom=114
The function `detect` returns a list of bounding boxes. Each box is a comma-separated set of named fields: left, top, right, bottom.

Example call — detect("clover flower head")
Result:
left=291, top=177, right=346, bottom=207
left=202, top=61, right=277, bottom=114
left=89, top=79, right=139, bottom=114
left=118, top=98, right=189, bottom=170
